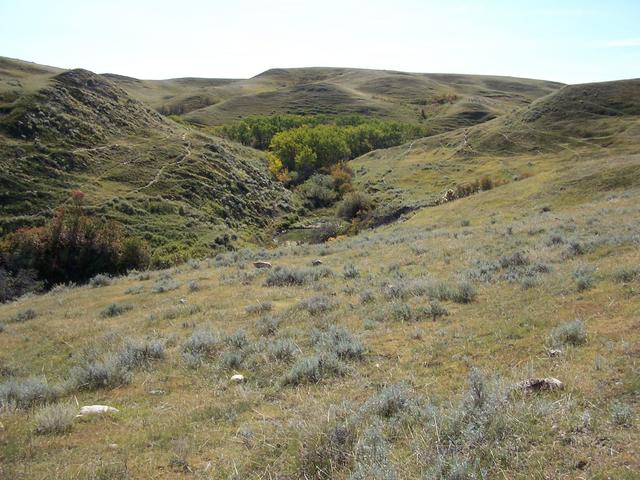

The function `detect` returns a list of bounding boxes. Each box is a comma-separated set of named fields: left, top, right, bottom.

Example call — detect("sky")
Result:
left=1, top=0, right=639, bottom=84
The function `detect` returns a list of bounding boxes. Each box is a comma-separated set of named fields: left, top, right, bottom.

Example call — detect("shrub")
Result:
left=0, top=267, right=43, bottom=303
left=221, top=351, right=244, bottom=369
left=549, top=319, right=587, bottom=347
left=426, top=301, right=449, bottom=321
left=343, top=263, right=360, bottom=279
left=451, top=280, right=477, bottom=304
left=11, top=308, right=37, bottom=323
left=312, top=326, right=364, bottom=360
left=69, top=355, right=131, bottom=391
left=245, top=301, right=273, bottom=315
left=0, top=191, right=149, bottom=287
left=299, top=422, right=356, bottom=479
left=152, top=276, right=181, bottom=293
left=282, top=354, right=347, bottom=386
left=124, top=285, right=144, bottom=295
left=389, top=302, right=413, bottom=322
left=297, top=174, right=338, bottom=208
left=34, top=403, right=76, bottom=435
left=360, top=290, right=375, bottom=304
left=350, top=422, right=397, bottom=480
left=268, top=338, right=298, bottom=362
left=225, top=330, right=249, bottom=349
left=100, top=302, right=132, bottom=318
left=363, top=384, right=413, bottom=418
left=612, top=266, right=640, bottom=283
left=183, top=327, right=221, bottom=357
left=89, top=274, right=112, bottom=288
left=257, top=315, right=280, bottom=336
left=298, top=296, right=335, bottom=314
left=573, top=265, right=595, bottom=292
left=499, top=251, right=529, bottom=269
left=480, top=177, right=494, bottom=191
left=265, top=266, right=333, bottom=287
left=336, top=192, right=373, bottom=220
left=611, top=401, right=633, bottom=427
left=117, top=339, right=165, bottom=369
left=0, top=377, right=61, bottom=409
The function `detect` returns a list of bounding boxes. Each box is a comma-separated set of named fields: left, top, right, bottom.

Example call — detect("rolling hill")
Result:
left=104, top=66, right=564, bottom=133
left=0, top=56, right=639, bottom=479
left=0, top=58, right=296, bottom=264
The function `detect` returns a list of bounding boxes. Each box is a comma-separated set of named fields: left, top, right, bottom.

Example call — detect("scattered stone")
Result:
left=253, top=261, right=272, bottom=269
left=230, top=374, right=245, bottom=383
left=77, top=405, right=120, bottom=417
left=311, top=259, right=323, bottom=266
left=513, top=377, right=564, bottom=393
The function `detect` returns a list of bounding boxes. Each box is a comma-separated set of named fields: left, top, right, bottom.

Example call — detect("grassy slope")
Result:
left=0, top=58, right=295, bottom=251
left=105, top=66, right=563, bottom=134
left=0, top=79, right=639, bottom=478
left=351, top=79, right=640, bottom=209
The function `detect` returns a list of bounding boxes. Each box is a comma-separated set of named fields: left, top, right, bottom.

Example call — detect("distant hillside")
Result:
left=0, top=58, right=295, bottom=264
left=350, top=78, right=640, bottom=211
left=104, top=66, right=563, bottom=134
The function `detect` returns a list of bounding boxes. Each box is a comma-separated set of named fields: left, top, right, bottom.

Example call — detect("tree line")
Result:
left=214, top=114, right=427, bottom=183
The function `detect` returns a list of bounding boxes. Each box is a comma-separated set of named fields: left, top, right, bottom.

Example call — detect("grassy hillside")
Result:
left=0, top=74, right=639, bottom=478
left=102, top=66, right=563, bottom=134
left=0, top=58, right=296, bottom=263
left=350, top=79, right=640, bottom=211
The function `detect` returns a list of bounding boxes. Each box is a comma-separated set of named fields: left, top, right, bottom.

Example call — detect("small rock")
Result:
left=230, top=374, right=245, bottom=383
left=546, top=349, right=562, bottom=357
left=148, top=389, right=166, bottom=396
left=311, top=259, right=323, bottom=266
left=179, top=298, right=187, bottom=305
left=108, top=443, right=118, bottom=450
left=513, top=377, right=564, bottom=393
left=253, top=261, right=272, bottom=269
left=77, top=405, right=119, bottom=417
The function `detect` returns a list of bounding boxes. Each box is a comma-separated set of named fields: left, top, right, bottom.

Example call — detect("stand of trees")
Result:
left=215, top=114, right=427, bottom=183
left=0, top=191, right=149, bottom=300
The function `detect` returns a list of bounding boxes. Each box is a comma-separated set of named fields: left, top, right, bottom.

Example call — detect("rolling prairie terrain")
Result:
left=0, top=57, right=638, bottom=479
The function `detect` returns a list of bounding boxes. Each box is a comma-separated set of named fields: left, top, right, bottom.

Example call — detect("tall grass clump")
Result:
left=11, top=308, right=37, bottom=323
left=0, top=377, right=61, bottom=409
left=282, top=354, right=347, bottom=386
left=549, top=319, right=587, bottom=347
left=245, top=301, right=273, bottom=315
left=69, top=355, right=131, bottom=391
left=34, top=403, right=77, bottom=435
left=265, top=266, right=333, bottom=287
left=89, top=274, right=112, bottom=288
left=100, top=302, right=133, bottom=318
left=349, top=422, right=398, bottom=480
left=312, top=326, right=364, bottom=360
left=298, top=296, right=336, bottom=314
left=573, top=265, right=595, bottom=292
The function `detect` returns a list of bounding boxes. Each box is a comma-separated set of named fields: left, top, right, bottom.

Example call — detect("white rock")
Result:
left=253, top=261, right=272, bottom=269
left=77, top=405, right=119, bottom=417
left=311, top=259, right=323, bottom=266
left=230, top=374, right=245, bottom=383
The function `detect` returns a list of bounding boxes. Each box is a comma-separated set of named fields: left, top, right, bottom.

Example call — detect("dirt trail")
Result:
left=132, top=132, right=192, bottom=193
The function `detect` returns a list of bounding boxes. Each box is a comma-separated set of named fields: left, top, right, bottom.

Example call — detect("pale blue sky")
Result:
left=1, top=0, right=639, bottom=83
